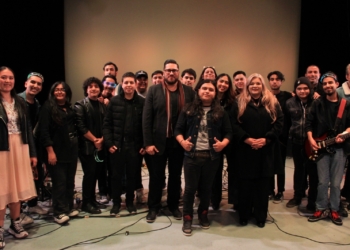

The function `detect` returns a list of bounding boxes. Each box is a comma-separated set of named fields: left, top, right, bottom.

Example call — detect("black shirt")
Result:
left=90, top=99, right=102, bottom=138
left=123, top=98, right=134, bottom=141
left=27, top=101, right=38, bottom=128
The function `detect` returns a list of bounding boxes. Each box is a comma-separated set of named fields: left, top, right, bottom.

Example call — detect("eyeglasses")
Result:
left=164, top=69, right=179, bottom=73
left=54, top=88, right=65, bottom=93
left=27, top=72, right=44, bottom=82
left=103, top=81, right=117, bottom=88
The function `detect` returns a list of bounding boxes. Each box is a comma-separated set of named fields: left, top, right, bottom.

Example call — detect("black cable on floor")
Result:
left=267, top=211, right=350, bottom=245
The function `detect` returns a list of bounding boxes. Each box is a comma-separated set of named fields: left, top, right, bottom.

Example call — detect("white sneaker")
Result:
left=28, top=205, right=48, bottom=215
left=136, top=188, right=147, bottom=204
left=0, top=227, right=5, bottom=249
left=8, top=219, right=28, bottom=239
left=68, top=209, right=79, bottom=217
left=19, top=213, right=33, bottom=225
left=54, top=214, right=69, bottom=224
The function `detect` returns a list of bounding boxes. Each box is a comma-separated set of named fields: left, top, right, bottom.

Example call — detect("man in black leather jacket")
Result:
left=75, top=77, right=106, bottom=214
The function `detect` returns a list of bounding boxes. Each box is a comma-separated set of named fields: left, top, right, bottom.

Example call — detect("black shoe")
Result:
left=339, top=206, right=348, bottom=218
left=92, top=201, right=107, bottom=209
left=286, top=198, right=301, bottom=208
left=170, top=208, right=182, bottom=220
left=268, top=192, right=275, bottom=200
left=211, top=203, right=220, bottom=211
left=257, top=221, right=265, bottom=228
left=82, top=203, right=101, bottom=214
left=182, top=215, right=192, bottom=236
left=239, top=219, right=248, bottom=226
left=308, top=209, right=328, bottom=222
left=126, top=203, right=137, bottom=214
left=110, top=205, right=120, bottom=216
left=146, top=210, right=157, bottom=223
left=306, top=202, right=316, bottom=212
left=198, top=210, right=210, bottom=229
left=273, top=192, right=284, bottom=203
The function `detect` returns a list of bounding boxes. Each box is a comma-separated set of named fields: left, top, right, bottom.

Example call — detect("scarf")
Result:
left=162, top=80, right=185, bottom=137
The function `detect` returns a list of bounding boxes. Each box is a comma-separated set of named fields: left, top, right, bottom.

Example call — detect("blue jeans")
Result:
left=316, top=148, right=346, bottom=211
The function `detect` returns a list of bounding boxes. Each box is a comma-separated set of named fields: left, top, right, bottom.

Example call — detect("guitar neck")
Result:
left=325, top=132, right=350, bottom=146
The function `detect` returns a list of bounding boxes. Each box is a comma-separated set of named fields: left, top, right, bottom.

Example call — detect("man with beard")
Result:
left=18, top=72, right=48, bottom=223
left=306, top=72, right=350, bottom=226
left=143, top=59, right=195, bottom=222
left=135, top=70, right=148, bottom=97
left=100, top=75, right=117, bottom=105
left=267, top=71, right=292, bottom=202
left=103, top=62, right=118, bottom=79
left=233, top=71, right=246, bottom=96
left=305, top=65, right=323, bottom=99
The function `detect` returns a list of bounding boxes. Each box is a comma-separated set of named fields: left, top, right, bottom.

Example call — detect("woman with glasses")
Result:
left=39, top=81, right=79, bottom=224
left=211, top=73, right=236, bottom=210
left=0, top=67, right=37, bottom=245
left=175, top=79, right=232, bottom=236
left=230, top=73, right=283, bottom=228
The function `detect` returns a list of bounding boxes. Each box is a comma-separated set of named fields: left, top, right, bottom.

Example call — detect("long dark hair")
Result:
left=215, top=73, right=236, bottom=107
left=186, top=79, right=223, bottom=122
left=48, top=81, right=72, bottom=125
left=0, top=66, right=27, bottom=119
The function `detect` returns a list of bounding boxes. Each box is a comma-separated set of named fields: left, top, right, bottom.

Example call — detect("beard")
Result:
left=102, top=92, right=112, bottom=99
left=165, top=79, right=178, bottom=85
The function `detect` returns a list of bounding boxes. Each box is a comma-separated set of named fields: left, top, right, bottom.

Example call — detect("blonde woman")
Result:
left=230, top=73, right=283, bottom=228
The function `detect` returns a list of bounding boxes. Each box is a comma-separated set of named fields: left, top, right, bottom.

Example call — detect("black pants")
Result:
left=48, top=161, right=77, bottom=215
left=270, top=139, right=287, bottom=193
left=183, top=155, right=219, bottom=217
left=238, top=177, right=270, bottom=222
left=97, top=150, right=110, bottom=196
left=79, top=153, right=105, bottom=206
left=135, top=154, right=152, bottom=190
left=292, top=143, right=318, bottom=202
left=211, top=144, right=234, bottom=206
left=147, top=143, right=183, bottom=211
left=110, top=142, right=140, bottom=205
left=28, top=140, right=44, bottom=207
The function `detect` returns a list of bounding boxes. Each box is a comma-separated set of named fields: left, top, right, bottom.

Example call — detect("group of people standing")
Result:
left=1, top=61, right=350, bottom=248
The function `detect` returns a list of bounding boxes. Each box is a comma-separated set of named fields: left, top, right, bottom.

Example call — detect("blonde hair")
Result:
left=237, top=73, right=279, bottom=123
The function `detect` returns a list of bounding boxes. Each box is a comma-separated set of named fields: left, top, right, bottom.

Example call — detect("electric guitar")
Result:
left=305, top=132, right=350, bottom=161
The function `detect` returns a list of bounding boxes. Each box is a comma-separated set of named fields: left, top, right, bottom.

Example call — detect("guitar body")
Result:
left=305, top=133, right=336, bottom=162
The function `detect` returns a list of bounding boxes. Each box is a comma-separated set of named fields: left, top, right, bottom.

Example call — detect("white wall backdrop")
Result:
left=65, top=0, right=301, bottom=101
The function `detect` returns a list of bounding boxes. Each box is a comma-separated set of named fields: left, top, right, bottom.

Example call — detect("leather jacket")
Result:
left=0, top=96, right=37, bottom=157
left=74, top=97, right=106, bottom=155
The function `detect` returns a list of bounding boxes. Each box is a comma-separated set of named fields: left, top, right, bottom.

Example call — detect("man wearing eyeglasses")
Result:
left=143, top=59, right=195, bottom=223
left=135, top=70, right=148, bottom=98
left=18, top=72, right=48, bottom=221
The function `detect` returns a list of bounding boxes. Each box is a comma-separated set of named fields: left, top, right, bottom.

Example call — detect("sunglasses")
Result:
left=103, top=81, right=117, bottom=88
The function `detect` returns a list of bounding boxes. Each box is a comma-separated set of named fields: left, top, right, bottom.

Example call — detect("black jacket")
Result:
left=142, top=83, right=195, bottom=154
left=103, top=91, right=144, bottom=151
left=230, top=101, right=284, bottom=179
left=305, top=95, right=350, bottom=154
left=0, top=97, right=36, bottom=157
left=39, top=101, right=78, bottom=163
left=174, top=107, right=232, bottom=160
left=74, top=97, right=106, bottom=155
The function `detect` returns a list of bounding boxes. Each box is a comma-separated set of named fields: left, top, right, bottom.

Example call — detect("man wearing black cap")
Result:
left=306, top=72, right=350, bottom=226
left=135, top=70, right=148, bottom=98
left=285, top=77, right=318, bottom=211
left=267, top=71, right=292, bottom=202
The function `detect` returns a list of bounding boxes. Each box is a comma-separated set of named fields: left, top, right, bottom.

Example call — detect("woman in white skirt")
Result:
left=0, top=66, right=37, bottom=248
